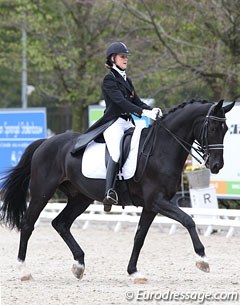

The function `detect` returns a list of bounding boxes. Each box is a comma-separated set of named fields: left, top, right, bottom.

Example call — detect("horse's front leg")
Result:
left=127, top=208, right=157, bottom=283
left=152, top=193, right=210, bottom=273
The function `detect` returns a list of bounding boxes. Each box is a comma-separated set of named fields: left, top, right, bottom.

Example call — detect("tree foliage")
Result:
left=0, top=0, right=239, bottom=132
left=122, top=0, right=240, bottom=106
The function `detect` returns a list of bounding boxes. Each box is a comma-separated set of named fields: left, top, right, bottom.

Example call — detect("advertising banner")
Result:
left=210, top=103, right=240, bottom=199
left=0, top=108, right=47, bottom=179
left=88, top=105, right=150, bottom=127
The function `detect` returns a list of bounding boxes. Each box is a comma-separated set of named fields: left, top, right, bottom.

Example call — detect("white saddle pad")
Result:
left=82, top=126, right=144, bottom=180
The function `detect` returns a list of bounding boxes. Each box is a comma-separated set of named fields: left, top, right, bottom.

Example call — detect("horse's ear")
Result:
left=214, top=99, right=224, bottom=112
left=223, top=101, right=235, bottom=113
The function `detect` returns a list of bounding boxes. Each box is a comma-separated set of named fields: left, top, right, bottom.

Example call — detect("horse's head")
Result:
left=197, top=100, right=235, bottom=174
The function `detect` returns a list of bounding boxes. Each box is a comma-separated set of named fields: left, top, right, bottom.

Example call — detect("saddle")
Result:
left=81, top=125, right=144, bottom=180
left=81, top=125, right=144, bottom=206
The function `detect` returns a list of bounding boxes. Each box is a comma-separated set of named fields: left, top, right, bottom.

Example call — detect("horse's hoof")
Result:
left=71, top=262, right=85, bottom=279
left=196, top=256, right=210, bottom=273
left=18, top=261, right=33, bottom=281
left=196, top=261, right=210, bottom=272
left=130, top=272, right=148, bottom=284
left=134, top=277, right=148, bottom=284
left=20, top=273, right=33, bottom=281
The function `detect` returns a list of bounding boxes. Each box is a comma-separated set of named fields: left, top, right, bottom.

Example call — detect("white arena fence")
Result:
left=0, top=201, right=239, bottom=238
left=35, top=202, right=240, bottom=238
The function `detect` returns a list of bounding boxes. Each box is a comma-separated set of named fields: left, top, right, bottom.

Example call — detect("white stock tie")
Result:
left=113, top=65, right=127, bottom=81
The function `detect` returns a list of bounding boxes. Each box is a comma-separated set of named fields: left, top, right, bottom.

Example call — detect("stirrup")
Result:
left=103, top=189, right=118, bottom=205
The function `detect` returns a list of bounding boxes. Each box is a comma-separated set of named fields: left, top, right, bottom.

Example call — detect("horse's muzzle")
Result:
left=210, top=161, right=223, bottom=174
left=205, top=152, right=223, bottom=174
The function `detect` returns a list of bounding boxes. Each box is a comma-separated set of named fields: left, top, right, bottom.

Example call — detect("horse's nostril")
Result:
left=211, top=162, right=222, bottom=174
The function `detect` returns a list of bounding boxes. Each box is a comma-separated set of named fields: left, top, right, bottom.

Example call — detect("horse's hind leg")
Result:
left=17, top=182, right=58, bottom=281
left=17, top=196, right=51, bottom=280
left=127, top=208, right=157, bottom=283
left=51, top=194, right=92, bottom=280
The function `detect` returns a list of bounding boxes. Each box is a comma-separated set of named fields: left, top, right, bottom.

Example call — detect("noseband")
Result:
left=199, top=104, right=226, bottom=163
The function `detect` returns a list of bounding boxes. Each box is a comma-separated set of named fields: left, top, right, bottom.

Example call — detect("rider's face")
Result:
left=114, top=54, right=128, bottom=70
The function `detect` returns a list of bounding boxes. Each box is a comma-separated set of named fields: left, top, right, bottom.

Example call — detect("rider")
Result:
left=101, top=42, right=162, bottom=211
left=71, top=42, right=162, bottom=212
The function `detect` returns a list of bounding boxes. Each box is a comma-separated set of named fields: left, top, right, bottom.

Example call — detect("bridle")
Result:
left=159, top=103, right=226, bottom=165
left=197, top=104, right=226, bottom=164
left=134, top=103, right=226, bottom=182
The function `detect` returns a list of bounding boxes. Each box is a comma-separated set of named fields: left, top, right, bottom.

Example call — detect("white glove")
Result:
left=152, top=107, right=163, bottom=118
left=142, top=109, right=157, bottom=121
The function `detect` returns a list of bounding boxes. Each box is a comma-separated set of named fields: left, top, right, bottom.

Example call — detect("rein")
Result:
left=163, top=104, right=226, bottom=164
left=134, top=103, right=226, bottom=182
left=161, top=125, right=204, bottom=164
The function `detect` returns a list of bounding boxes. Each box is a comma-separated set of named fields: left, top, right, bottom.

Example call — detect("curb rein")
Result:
left=134, top=104, right=226, bottom=182
left=164, top=104, right=226, bottom=165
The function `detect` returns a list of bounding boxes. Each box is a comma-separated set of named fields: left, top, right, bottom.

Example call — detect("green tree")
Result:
left=1, top=0, right=239, bottom=133
left=0, top=1, right=23, bottom=107
left=0, top=0, right=128, bottom=131
left=122, top=0, right=240, bottom=106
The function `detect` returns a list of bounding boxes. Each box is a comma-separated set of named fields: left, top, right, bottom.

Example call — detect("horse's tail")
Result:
left=0, top=139, right=46, bottom=231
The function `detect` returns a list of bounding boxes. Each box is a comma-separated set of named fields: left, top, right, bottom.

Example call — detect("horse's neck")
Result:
left=163, top=103, right=209, bottom=143
left=154, top=111, right=198, bottom=169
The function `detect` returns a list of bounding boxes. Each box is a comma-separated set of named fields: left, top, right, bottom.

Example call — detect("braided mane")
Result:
left=160, top=99, right=212, bottom=121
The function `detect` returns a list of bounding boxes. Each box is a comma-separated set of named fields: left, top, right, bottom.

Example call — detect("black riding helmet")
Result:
left=106, top=42, right=130, bottom=58
left=105, top=42, right=130, bottom=68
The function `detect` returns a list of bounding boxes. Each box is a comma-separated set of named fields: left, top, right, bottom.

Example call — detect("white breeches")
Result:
left=103, top=117, right=135, bottom=162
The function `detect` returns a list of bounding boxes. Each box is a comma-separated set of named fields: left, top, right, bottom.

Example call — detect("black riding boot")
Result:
left=103, top=158, right=119, bottom=212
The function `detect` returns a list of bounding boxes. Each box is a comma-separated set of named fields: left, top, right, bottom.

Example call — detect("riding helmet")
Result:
left=105, top=42, right=130, bottom=58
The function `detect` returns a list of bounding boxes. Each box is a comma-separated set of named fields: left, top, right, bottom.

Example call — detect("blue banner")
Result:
left=0, top=108, right=47, bottom=177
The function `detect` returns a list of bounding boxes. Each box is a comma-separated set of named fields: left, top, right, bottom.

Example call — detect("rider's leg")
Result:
left=103, top=157, right=119, bottom=209
left=103, top=118, right=134, bottom=211
left=103, top=120, right=122, bottom=210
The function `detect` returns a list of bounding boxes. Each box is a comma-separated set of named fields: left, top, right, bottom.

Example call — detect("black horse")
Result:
left=0, top=99, right=234, bottom=282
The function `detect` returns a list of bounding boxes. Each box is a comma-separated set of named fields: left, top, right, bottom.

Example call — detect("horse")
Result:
left=0, top=99, right=234, bottom=282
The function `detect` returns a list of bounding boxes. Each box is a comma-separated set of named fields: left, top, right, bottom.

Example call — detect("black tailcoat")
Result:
left=72, top=68, right=152, bottom=153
